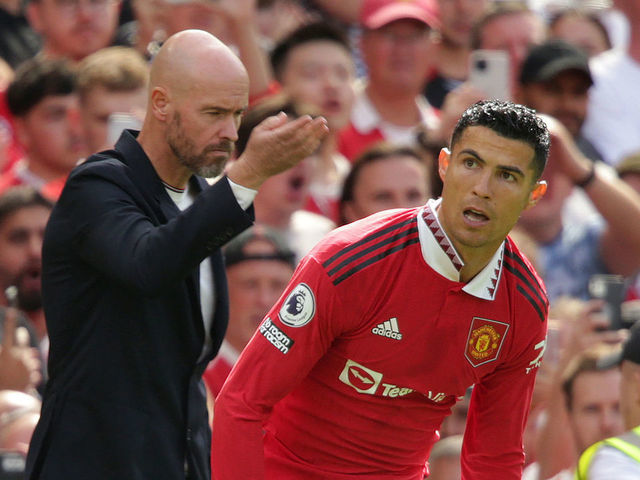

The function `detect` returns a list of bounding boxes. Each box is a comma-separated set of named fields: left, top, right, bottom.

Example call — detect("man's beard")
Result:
left=167, top=112, right=234, bottom=178
left=18, top=288, right=42, bottom=312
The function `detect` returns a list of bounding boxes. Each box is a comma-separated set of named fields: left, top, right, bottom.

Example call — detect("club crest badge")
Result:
left=465, top=317, right=509, bottom=367
left=278, top=283, right=315, bottom=327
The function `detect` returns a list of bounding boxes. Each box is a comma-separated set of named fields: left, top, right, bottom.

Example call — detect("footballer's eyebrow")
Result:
left=458, top=148, right=526, bottom=179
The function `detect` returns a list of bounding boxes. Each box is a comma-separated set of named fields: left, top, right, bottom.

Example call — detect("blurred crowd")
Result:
left=1, top=0, right=640, bottom=478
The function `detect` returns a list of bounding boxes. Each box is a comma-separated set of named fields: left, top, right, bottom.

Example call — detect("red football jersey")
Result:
left=213, top=199, right=548, bottom=479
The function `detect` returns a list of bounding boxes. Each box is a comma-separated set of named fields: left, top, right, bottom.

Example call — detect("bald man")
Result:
left=24, top=29, right=328, bottom=480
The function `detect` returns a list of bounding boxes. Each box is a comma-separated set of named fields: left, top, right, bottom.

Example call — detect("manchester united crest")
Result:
left=465, top=317, right=509, bottom=367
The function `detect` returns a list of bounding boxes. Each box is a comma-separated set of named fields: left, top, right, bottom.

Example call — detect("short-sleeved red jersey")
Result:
left=212, top=198, right=548, bottom=479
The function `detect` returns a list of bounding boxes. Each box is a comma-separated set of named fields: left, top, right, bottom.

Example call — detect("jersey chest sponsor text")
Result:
left=338, top=359, right=451, bottom=402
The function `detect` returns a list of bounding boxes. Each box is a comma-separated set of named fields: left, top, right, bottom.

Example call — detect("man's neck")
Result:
left=365, top=85, right=421, bottom=127
left=138, top=127, right=191, bottom=189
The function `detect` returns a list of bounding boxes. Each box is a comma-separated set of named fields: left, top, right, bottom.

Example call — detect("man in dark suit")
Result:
left=24, top=29, right=328, bottom=480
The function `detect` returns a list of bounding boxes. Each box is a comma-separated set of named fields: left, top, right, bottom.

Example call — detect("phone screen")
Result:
left=468, top=50, right=511, bottom=101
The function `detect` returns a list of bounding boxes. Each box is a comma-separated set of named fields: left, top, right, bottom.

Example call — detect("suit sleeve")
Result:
left=211, top=255, right=350, bottom=479
left=52, top=163, right=253, bottom=295
left=461, top=318, right=548, bottom=479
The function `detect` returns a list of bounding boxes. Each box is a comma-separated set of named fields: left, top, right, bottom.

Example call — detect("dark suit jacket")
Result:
left=25, top=131, right=253, bottom=479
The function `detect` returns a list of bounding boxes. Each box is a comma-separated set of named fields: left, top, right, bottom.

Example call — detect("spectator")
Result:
left=576, top=322, right=640, bottom=479
left=516, top=39, right=602, bottom=162
left=337, top=0, right=440, bottom=161
left=338, top=142, right=431, bottom=225
left=516, top=39, right=604, bottom=229
left=23, top=29, right=327, bottom=480
left=0, top=187, right=52, bottom=392
left=77, top=46, right=148, bottom=154
left=157, top=0, right=230, bottom=45
left=271, top=21, right=356, bottom=223
left=425, top=435, right=462, bottom=480
left=26, top=0, right=121, bottom=62
left=423, top=0, right=490, bottom=109
left=2, top=57, right=87, bottom=200
left=235, top=96, right=335, bottom=261
left=212, top=100, right=551, bottom=479
left=537, top=344, right=625, bottom=479
left=549, top=7, right=612, bottom=58
left=421, top=1, right=548, bottom=156
left=0, top=0, right=41, bottom=68
left=202, top=225, right=296, bottom=398
left=523, top=298, right=627, bottom=480
left=471, top=1, right=547, bottom=98
left=582, top=0, right=640, bottom=167
left=516, top=115, right=640, bottom=301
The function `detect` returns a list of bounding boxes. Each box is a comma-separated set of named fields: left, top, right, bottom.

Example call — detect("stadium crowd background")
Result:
left=1, top=0, right=640, bottom=478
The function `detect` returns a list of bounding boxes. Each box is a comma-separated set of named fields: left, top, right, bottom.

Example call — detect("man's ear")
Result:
left=150, top=86, right=169, bottom=121
left=526, top=180, right=547, bottom=209
left=438, top=148, right=451, bottom=182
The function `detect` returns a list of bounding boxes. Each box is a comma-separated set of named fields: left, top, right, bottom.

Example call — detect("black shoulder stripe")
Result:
left=516, top=285, right=547, bottom=322
left=327, top=225, right=418, bottom=277
left=503, top=257, right=547, bottom=305
left=322, top=217, right=416, bottom=269
left=504, top=249, right=545, bottom=294
left=503, top=260, right=548, bottom=316
left=332, top=236, right=420, bottom=285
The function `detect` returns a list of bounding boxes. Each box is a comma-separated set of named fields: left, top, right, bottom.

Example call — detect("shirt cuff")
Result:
left=228, top=178, right=257, bottom=211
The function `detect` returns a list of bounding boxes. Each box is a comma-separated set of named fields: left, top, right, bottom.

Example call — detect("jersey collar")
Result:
left=417, top=198, right=504, bottom=301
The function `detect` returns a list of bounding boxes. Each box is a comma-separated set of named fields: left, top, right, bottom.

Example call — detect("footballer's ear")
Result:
left=438, top=148, right=451, bottom=182
left=526, top=180, right=547, bottom=209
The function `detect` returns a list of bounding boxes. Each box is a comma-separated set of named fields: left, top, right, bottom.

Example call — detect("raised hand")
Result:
left=227, top=112, right=329, bottom=190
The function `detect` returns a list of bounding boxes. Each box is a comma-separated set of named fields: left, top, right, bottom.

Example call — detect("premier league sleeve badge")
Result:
left=278, top=283, right=316, bottom=327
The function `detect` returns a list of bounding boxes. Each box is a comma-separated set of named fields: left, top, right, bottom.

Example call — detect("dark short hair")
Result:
left=339, top=142, right=425, bottom=224
left=450, top=100, right=550, bottom=181
left=6, top=57, right=77, bottom=117
left=270, top=21, right=351, bottom=81
left=0, top=186, right=54, bottom=228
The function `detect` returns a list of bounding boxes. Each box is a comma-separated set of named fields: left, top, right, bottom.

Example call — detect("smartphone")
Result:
left=468, top=49, right=511, bottom=101
left=107, top=112, right=142, bottom=146
left=588, top=274, right=627, bottom=330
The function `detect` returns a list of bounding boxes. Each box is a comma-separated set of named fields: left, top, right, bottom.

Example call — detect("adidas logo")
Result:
left=371, top=317, right=403, bottom=340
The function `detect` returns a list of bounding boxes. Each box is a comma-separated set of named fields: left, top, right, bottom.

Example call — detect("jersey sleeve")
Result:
left=461, top=321, right=548, bottom=479
left=211, top=254, right=352, bottom=479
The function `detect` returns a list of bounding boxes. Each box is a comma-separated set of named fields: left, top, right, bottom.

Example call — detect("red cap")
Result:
left=360, top=0, right=439, bottom=30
